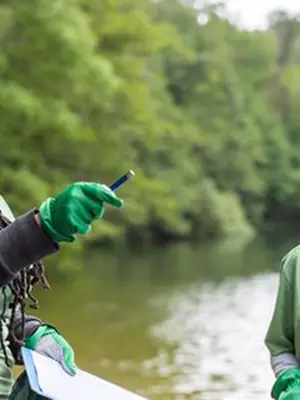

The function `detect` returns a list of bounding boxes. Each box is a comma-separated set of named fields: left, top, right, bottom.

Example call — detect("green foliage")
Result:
left=1, top=0, right=300, bottom=267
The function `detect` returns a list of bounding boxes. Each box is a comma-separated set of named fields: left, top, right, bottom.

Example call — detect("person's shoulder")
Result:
left=280, top=245, right=300, bottom=278
left=282, top=245, right=300, bottom=263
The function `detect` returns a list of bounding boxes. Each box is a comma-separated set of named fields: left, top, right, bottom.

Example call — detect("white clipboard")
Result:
left=22, top=347, right=149, bottom=400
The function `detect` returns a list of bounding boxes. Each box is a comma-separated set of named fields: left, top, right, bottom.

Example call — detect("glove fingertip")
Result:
left=84, top=225, right=91, bottom=235
left=77, top=224, right=91, bottom=235
left=69, top=365, right=77, bottom=376
left=63, top=364, right=77, bottom=376
left=98, top=185, right=124, bottom=208
left=110, top=197, right=124, bottom=208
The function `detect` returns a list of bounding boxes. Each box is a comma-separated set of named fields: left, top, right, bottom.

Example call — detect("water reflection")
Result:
left=150, top=273, right=277, bottom=399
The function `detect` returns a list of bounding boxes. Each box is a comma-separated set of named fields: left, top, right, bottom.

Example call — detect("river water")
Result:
left=30, top=230, right=300, bottom=400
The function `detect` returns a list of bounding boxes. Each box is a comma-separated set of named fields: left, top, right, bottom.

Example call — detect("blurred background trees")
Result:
left=1, top=0, right=300, bottom=263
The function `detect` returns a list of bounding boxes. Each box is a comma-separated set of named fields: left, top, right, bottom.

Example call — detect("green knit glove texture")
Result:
left=25, top=326, right=76, bottom=376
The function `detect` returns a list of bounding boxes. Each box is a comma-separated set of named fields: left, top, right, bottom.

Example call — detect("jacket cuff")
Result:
left=9, top=315, right=43, bottom=365
left=271, top=353, right=300, bottom=377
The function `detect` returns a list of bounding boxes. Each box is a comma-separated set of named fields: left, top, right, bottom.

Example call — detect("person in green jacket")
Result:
left=265, top=245, right=300, bottom=400
left=0, top=181, right=123, bottom=399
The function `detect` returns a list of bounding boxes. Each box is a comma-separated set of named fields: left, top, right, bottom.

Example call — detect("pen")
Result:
left=109, top=170, right=135, bottom=191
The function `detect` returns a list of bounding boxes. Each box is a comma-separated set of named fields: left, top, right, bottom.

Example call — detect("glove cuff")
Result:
left=39, top=198, right=74, bottom=243
left=25, top=325, right=59, bottom=350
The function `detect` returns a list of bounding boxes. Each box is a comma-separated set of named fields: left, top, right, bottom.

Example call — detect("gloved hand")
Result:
left=25, top=326, right=76, bottom=375
left=271, top=368, right=300, bottom=400
left=39, top=182, right=123, bottom=243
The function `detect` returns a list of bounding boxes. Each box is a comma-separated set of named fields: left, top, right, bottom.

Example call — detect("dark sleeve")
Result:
left=0, top=210, right=59, bottom=286
left=9, top=307, right=43, bottom=365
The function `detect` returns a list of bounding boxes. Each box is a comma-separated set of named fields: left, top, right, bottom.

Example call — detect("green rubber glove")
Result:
left=25, top=326, right=76, bottom=375
left=271, top=368, right=300, bottom=400
left=39, top=182, right=123, bottom=243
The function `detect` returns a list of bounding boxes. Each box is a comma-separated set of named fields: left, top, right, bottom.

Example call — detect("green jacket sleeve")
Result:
left=265, top=246, right=300, bottom=375
left=265, top=253, right=295, bottom=355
